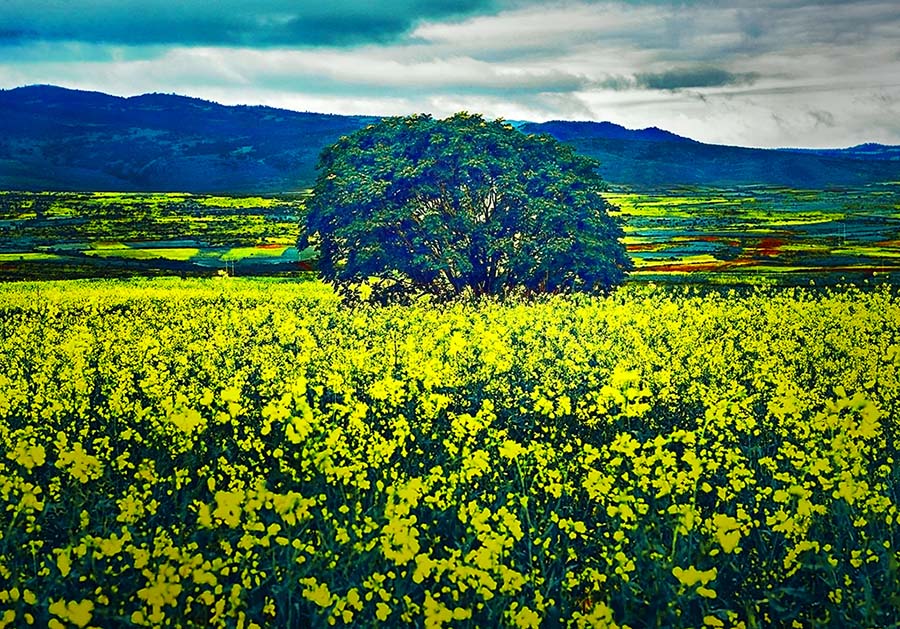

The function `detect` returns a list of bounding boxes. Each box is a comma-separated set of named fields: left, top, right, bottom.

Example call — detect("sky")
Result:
left=1, top=0, right=899, bottom=148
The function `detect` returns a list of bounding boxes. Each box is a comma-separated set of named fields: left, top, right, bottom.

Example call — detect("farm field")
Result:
left=2, top=184, right=900, bottom=284
left=0, top=192, right=315, bottom=281
left=1, top=278, right=898, bottom=627
left=608, top=183, right=900, bottom=285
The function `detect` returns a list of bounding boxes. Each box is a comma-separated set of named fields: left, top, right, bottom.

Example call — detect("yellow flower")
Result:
left=300, top=579, right=332, bottom=608
left=672, top=565, right=717, bottom=587
left=413, top=554, right=436, bottom=584
left=137, top=570, right=183, bottom=608
left=169, top=406, right=204, bottom=434
left=286, top=401, right=314, bottom=444
left=220, top=386, right=241, bottom=403
left=512, top=606, right=542, bottom=629
left=712, top=513, right=742, bottom=554
left=8, top=443, right=45, bottom=470
left=452, top=607, right=472, bottom=621
left=56, top=442, right=103, bottom=483
left=499, top=439, right=525, bottom=460
left=48, top=599, right=94, bottom=628
left=380, top=516, right=421, bottom=565
left=574, top=600, right=618, bottom=629
left=423, top=593, right=453, bottom=629
left=213, top=490, right=243, bottom=528
left=697, top=586, right=717, bottom=599
left=0, top=610, right=15, bottom=629
left=56, top=550, right=71, bottom=577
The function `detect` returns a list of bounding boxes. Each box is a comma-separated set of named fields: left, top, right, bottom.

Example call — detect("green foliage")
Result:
left=303, top=113, right=632, bottom=300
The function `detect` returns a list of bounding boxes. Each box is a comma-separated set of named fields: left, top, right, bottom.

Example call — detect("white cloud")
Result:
left=2, top=0, right=899, bottom=147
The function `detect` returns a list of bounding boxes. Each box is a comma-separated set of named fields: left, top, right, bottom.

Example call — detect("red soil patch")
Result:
left=641, top=260, right=756, bottom=273
left=756, top=238, right=783, bottom=257
left=693, top=235, right=741, bottom=246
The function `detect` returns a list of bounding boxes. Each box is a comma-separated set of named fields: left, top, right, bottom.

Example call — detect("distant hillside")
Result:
left=1, top=85, right=898, bottom=192
left=518, top=120, right=694, bottom=145
left=778, top=143, right=900, bottom=161
left=520, top=121, right=900, bottom=188
left=0, top=85, right=374, bottom=192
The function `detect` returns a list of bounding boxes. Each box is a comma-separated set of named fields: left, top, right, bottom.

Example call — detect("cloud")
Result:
left=174, top=47, right=594, bottom=95
left=411, top=2, right=674, bottom=62
left=637, top=68, right=760, bottom=90
left=809, top=109, right=836, bottom=127
left=0, top=28, right=33, bottom=43
left=1, top=0, right=899, bottom=147
left=597, top=67, right=760, bottom=91
left=0, top=44, right=594, bottom=100
left=0, top=0, right=501, bottom=48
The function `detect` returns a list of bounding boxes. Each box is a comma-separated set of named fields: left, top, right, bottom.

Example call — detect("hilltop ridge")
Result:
left=1, top=85, right=897, bottom=192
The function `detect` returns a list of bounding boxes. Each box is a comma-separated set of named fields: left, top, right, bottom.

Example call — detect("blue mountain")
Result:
left=1, top=85, right=897, bottom=192
left=521, top=120, right=900, bottom=188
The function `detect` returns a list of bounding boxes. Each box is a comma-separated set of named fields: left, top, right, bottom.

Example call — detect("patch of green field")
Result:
left=88, top=241, right=130, bottom=250
left=778, top=243, right=831, bottom=253
left=86, top=192, right=192, bottom=209
left=632, top=254, right=723, bottom=269
left=221, top=245, right=290, bottom=261
left=604, top=192, right=748, bottom=219
left=85, top=246, right=201, bottom=261
left=0, top=252, right=64, bottom=261
left=196, top=196, right=283, bottom=208
left=761, top=217, right=839, bottom=226
left=830, top=246, right=900, bottom=258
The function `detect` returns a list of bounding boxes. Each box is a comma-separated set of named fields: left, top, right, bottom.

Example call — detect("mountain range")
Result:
left=1, top=85, right=897, bottom=192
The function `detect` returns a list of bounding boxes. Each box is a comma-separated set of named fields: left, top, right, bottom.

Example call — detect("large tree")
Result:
left=302, top=112, right=632, bottom=300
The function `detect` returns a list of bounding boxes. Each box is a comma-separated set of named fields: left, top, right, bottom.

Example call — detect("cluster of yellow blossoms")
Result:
left=0, top=278, right=898, bottom=627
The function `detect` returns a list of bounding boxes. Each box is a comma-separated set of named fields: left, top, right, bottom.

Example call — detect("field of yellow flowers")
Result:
left=1, top=278, right=898, bottom=628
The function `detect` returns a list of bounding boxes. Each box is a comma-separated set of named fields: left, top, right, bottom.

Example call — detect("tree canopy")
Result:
left=302, top=112, right=632, bottom=300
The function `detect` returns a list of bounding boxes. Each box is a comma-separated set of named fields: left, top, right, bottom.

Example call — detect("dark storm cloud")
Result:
left=635, top=67, right=760, bottom=90
left=599, top=67, right=759, bottom=91
left=0, top=0, right=499, bottom=47
left=0, top=28, right=32, bottom=42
